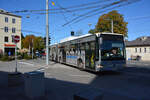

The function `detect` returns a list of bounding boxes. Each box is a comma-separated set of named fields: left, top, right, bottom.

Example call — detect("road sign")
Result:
left=14, top=35, right=20, bottom=43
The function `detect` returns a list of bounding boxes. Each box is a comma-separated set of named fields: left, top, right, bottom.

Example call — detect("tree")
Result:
left=88, top=29, right=96, bottom=34
left=89, top=10, right=128, bottom=36
left=33, top=37, right=44, bottom=51
left=22, top=35, right=35, bottom=49
left=22, top=35, right=44, bottom=51
left=21, top=33, right=25, bottom=49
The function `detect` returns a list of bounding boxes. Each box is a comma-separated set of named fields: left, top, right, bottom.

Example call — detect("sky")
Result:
left=0, top=0, right=150, bottom=44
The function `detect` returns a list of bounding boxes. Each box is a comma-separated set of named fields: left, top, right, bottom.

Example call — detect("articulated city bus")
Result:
left=50, top=33, right=126, bottom=72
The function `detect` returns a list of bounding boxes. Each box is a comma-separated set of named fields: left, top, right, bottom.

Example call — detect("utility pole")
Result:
left=32, top=39, right=33, bottom=59
left=111, top=19, right=113, bottom=33
left=29, top=44, right=30, bottom=55
left=46, top=0, right=49, bottom=65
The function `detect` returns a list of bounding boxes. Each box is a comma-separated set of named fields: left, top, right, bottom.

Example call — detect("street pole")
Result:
left=46, top=0, right=49, bottom=65
left=15, top=43, right=17, bottom=72
left=111, top=19, right=113, bottom=33
left=32, top=39, right=33, bottom=59
left=29, top=44, right=30, bottom=55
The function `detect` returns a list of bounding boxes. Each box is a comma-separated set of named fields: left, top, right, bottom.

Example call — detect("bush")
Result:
left=23, top=53, right=32, bottom=60
left=17, top=55, right=22, bottom=60
left=0, top=55, right=12, bottom=61
left=0, top=54, right=2, bottom=59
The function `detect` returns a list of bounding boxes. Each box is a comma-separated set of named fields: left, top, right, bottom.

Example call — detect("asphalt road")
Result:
left=0, top=59, right=150, bottom=100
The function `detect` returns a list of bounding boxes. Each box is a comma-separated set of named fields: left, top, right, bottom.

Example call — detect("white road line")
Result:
left=18, top=62, right=34, bottom=66
left=37, top=68, right=45, bottom=71
left=69, top=74, right=91, bottom=77
left=129, top=63, right=136, bottom=65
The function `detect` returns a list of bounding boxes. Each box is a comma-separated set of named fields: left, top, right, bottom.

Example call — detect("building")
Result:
left=125, top=36, right=150, bottom=61
left=0, top=9, right=21, bottom=55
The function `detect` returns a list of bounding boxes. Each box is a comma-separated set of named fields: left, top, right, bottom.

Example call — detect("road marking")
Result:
left=144, top=64, right=149, bottom=66
left=35, top=65, right=49, bottom=71
left=69, top=74, right=91, bottom=77
left=18, top=62, right=34, bottom=66
left=36, top=68, right=45, bottom=71
left=129, top=63, right=136, bottom=65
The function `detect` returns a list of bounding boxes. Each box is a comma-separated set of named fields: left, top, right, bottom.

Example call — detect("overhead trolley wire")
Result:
left=73, top=0, right=141, bottom=24
left=9, top=0, right=112, bottom=13
left=62, top=0, right=127, bottom=27
left=55, top=0, right=73, bottom=29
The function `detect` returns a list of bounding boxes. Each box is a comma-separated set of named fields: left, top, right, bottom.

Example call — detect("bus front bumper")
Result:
left=96, top=63, right=126, bottom=72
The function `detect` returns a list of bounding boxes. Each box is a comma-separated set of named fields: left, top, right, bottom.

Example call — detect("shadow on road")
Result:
left=0, top=68, right=150, bottom=100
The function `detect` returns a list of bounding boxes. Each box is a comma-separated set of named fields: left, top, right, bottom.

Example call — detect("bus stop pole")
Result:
left=15, top=43, right=17, bottom=72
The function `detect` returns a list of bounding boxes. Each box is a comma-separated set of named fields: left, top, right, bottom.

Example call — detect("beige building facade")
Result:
left=126, top=37, right=150, bottom=61
left=0, top=9, right=21, bottom=55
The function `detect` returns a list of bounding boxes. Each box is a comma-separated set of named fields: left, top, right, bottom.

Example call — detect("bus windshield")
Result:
left=101, top=40, right=125, bottom=61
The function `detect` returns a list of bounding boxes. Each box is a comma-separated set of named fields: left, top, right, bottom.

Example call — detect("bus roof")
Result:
left=95, top=32, right=123, bottom=36
left=60, top=34, right=93, bottom=43
left=50, top=32, right=123, bottom=46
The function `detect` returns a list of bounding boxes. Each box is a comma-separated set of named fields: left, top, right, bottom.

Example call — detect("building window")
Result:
left=4, top=37, right=8, bottom=42
left=4, top=27, right=8, bottom=32
left=139, top=48, right=141, bottom=53
left=12, top=28, right=16, bottom=33
left=12, top=18, right=15, bottom=23
left=5, top=17, right=8, bottom=22
left=144, top=48, right=146, bottom=53
left=135, top=48, right=137, bottom=53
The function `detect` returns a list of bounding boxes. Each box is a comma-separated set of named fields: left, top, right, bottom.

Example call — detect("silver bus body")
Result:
left=49, top=33, right=126, bottom=72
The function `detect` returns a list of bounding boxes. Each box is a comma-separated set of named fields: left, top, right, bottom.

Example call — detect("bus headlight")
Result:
left=97, top=65, right=103, bottom=68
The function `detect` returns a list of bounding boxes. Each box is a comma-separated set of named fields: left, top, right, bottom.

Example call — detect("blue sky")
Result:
left=0, top=0, right=150, bottom=44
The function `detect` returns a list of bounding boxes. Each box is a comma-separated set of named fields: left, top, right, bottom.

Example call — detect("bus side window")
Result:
left=85, top=42, right=90, bottom=50
left=80, top=43, right=85, bottom=51
left=95, top=41, right=99, bottom=60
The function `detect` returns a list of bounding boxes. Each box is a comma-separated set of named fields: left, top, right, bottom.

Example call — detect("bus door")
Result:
left=85, top=42, right=95, bottom=69
left=62, top=48, right=66, bottom=63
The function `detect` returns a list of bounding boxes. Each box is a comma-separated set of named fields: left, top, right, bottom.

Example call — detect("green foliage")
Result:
left=33, top=37, right=44, bottom=51
left=88, top=29, right=97, bottom=34
left=0, top=55, right=14, bottom=61
left=21, top=33, right=25, bottom=49
left=90, top=10, right=128, bottom=36
left=23, top=53, right=32, bottom=60
left=22, top=35, right=35, bottom=49
left=22, top=35, right=44, bottom=51
left=0, top=54, right=2, bottom=59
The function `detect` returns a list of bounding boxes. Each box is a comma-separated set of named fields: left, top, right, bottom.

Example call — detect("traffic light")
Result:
left=48, top=37, right=51, bottom=45
left=71, top=31, right=74, bottom=36
left=43, top=37, right=46, bottom=47
left=43, top=37, right=50, bottom=46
